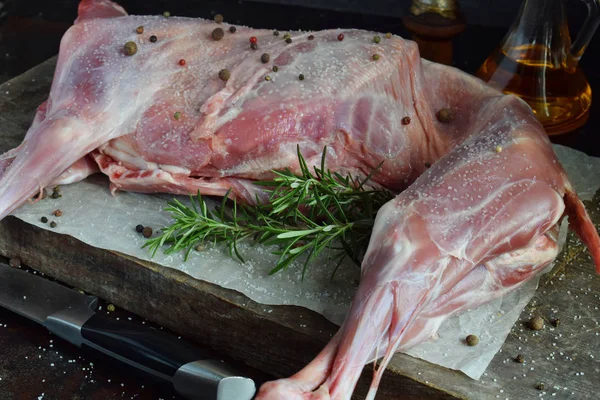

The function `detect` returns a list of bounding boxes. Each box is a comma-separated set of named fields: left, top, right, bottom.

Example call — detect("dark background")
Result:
left=0, top=0, right=595, bottom=82
left=0, top=1, right=599, bottom=399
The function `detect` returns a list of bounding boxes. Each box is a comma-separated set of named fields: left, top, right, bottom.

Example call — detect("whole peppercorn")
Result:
left=41, top=216, right=48, bottom=223
left=50, top=221, right=57, bottom=228
left=9, top=258, right=21, bottom=268
left=163, top=11, right=170, bottom=18
left=308, top=34, right=314, bottom=40
left=373, top=35, right=381, bottom=44
left=436, top=108, right=455, bottom=123
left=149, top=35, right=158, bottom=43
left=536, top=383, right=545, bottom=391
left=249, top=36, right=258, bottom=44
left=385, top=32, right=392, bottom=38
left=135, top=224, right=144, bottom=233
left=283, top=33, right=291, bottom=40
left=552, top=318, right=561, bottom=327
left=214, top=14, right=224, bottom=24
left=466, top=334, right=479, bottom=346
left=529, top=315, right=544, bottom=331
left=212, top=27, right=225, bottom=41
left=174, top=111, right=182, bottom=120
left=298, top=74, right=305, bottom=81
left=178, top=59, right=186, bottom=66
left=142, top=226, right=153, bottom=238
left=515, top=354, right=524, bottom=363
left=107, top=304, right=116, bottom=312
left=52, top=209, right=63, bottom=217
left=272, top=65, right=279, bottom=72
left=285, top=37, right=292, bottom=44
left=337, top=33, right=344, bottom=41
left=229, top=26, right=237, bottom=33
left=123, top=41, right=138, bottom=56
left=265, top=76, right=271, bottom=81
left=402, top=116, right=411, bottom=125
left=372, top=54, right=380, bottom=61
left=273, top=30, right=280, bottom=36
left=251, top=42, right=258, bottom=50
left=136, top=26, right=144, bottom=34
left=218, top=69, right=230, bottom=81
left=261, top=53, right=270, bottom=63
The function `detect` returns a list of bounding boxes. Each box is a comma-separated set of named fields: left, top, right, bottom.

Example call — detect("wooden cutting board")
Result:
left=0, top=57, right=598, bottom=400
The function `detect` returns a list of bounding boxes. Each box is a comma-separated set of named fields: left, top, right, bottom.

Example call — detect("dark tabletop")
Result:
left=0, top=1, right=599, bottom=399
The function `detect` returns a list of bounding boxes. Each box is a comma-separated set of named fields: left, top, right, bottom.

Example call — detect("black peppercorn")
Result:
left=273, top=30, right=280, bottom=36
left=261, top=53, right=270, bottom=63
left=149, top=35, right=158, bottom=43
left=229, top=26, right=236, bottom=33
left=285, top=37, right=292, bottom=44
left=135, top=224, right=144, bottom=233
left=298, top=74, right=305, bottom=81
left=41, top=216, right=48, bottom=223
left=272, top=65, right=279, bottom=72
left=250, top=42, right=258, bottom=50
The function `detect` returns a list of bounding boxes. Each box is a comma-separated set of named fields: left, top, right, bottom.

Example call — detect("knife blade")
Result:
left=0, top=262, right=256, bottom=400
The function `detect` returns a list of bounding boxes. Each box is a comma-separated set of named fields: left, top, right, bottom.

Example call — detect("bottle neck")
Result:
left=501, top=0, right=571, bottom=67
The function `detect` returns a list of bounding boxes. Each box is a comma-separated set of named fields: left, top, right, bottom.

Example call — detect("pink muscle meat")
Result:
left=0, top=1, right=598, bottom=399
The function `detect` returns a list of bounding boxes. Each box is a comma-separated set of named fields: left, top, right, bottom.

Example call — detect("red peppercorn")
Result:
left=249, top=36, right=257, bottom=44
left=402, top=116, right=411, bottom=125
left=337, top=33, right=344, bottom=41
left=179, top=59, right=186, bottom=66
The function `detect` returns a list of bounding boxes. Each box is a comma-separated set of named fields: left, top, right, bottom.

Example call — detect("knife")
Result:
left=0, top=262, right=256, bottom=400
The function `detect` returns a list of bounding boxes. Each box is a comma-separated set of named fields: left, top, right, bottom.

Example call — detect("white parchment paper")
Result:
left=11, top=144, right=600, bottom=380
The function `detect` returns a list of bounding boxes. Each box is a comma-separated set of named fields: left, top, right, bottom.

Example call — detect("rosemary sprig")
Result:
left=144, top=146, right=394, bottom=277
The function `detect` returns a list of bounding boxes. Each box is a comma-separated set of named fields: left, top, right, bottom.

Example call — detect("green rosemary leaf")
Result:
left=146, top=146, right=393, bottom=279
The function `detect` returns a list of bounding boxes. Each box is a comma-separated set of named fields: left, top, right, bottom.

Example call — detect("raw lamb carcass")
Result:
left=0, top=1, right=599, bottom=399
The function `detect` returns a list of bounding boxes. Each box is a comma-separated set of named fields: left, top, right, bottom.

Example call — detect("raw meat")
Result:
left=0, top=1, right=598, bottom=399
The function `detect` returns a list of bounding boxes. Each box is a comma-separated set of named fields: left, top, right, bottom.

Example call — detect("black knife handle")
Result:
left=48, top=311, right=255, bottom=400
left=81, top=313, right=212, bottom=376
